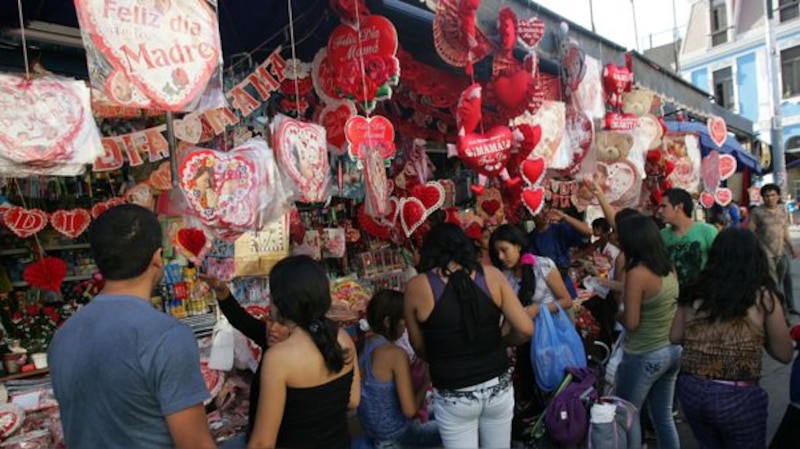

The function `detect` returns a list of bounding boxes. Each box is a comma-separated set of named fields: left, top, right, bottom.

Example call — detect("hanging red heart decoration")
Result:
left=521, top=158, right=547, bottom=187
left=345, top=115, right=396, bottom=159
left=602, top=63, right=633, bottom=108
left=699, top=191, right=716, bottom=209
left=3, top=207, right=48, bottom=239
left=719, top=153, right=737, bottom=180
left=456, top=84, right=482, bottom=134
left=175, top=227, right=209, bottom=264
left=518, top=17, right=546, bottom=48
left=521, top=187, right=545, bottom=216
left=50, top=209, right=92, bottom=239
left=715, top=187, right=733, bottom=207
left=457, top=126, right=514, bottom=177
left=23, top=257, right=68, bottom=292
left=400, top=197, right=428, bottom=237
left=508, top=124, right=542, bottom=171
left=708, top=116, right=728, bottom=148
left=481, top=199, right=501, bottom=218
left=319, top=101, right=357, bottom=156
left=410, top=182, right=446, bottom=213
left=91, top=197, right=125, bottom=219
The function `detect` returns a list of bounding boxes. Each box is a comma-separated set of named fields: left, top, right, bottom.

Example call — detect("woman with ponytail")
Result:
left=248, top=256, right=359, bottom=449
left=404, top=223, right=533, bottom=448
left=489, top=224, right=573, bottom=424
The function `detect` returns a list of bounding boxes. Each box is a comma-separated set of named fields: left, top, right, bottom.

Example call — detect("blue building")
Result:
left=680, top=0, right=800, bottom=196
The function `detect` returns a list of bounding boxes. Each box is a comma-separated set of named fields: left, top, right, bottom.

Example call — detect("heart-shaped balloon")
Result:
left=715, top=187, right=733, bottom=207
left=708, top=116, right=728, bottom=148
left=521, top=187, right=545, bottom=216
left=400, top=197, right=428, bottom=238
left=603, top=63, right=633, bottom=107
left=50, top=209, right=92, bottom=239
left=179, top=147, right=259, bottom=229
left=457, top=126, right=514, bottom=177
left=699, top=191, right=716, bottom=209
left=719, top=153, right=737, bottom=180
left=74, top=0, right=222, bottom=110
left=345, top=115, right=396, bottom=159
left=274, top=117, right=330, bottom=203
left=3, top=207, right=48, bottom=239
left=521, top=157, right=547, bottom=187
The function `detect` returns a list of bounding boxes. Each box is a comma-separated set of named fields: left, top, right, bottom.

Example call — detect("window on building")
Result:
left=713, top=67, right=735, bottom=110
left=782, top=46, right=800, bottom=98
left=780, top=0, right=800, bottom=22
left=710, top=0, right=728, bottom=46
left=787, top=136, right=800, bottom=152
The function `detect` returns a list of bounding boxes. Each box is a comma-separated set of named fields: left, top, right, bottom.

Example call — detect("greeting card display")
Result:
left=74, top=0, right=225, bottom=111
left=0, top=74, right=103, bottom=174
left=273, top=116, right=331, bottom=203
left=233, top=215, right=290, bottom=277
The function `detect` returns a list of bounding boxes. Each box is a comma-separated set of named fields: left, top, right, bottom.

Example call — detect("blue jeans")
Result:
left=431, top=372, right=514, bottom=449
left=615, top=344, right=681, bottom=449
left=373, top=421, right=442, bottom=449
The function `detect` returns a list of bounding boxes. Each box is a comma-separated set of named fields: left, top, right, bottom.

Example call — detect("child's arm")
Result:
left=392, top=347, right=426, bottom=418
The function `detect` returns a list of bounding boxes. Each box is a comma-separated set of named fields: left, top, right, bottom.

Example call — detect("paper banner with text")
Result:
left=93, top=48, right=287, bottom=171
left=74, top=0, right=226, bottom=112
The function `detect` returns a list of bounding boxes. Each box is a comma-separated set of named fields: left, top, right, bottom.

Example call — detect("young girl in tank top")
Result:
left=357, top=290, right=441, bottom=449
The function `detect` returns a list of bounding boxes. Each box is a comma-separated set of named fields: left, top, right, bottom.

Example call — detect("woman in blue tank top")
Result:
left=358, top=289, right=441, bottom=449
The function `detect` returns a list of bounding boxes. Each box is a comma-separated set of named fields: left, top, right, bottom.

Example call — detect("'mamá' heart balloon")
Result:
left=457, top=126, right=514, bottom=178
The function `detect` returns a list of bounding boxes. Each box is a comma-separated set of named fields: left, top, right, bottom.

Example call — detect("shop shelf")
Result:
left=11, top=274, right=94, bottom=288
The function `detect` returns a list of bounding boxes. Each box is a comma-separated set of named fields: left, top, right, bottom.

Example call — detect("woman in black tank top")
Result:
left=404, top=224, right=533, bottom=448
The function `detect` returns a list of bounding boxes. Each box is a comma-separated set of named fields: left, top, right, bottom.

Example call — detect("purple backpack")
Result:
left=545, top=367, right=598, bottom=446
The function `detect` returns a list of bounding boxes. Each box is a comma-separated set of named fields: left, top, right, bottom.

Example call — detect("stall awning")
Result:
left=665, top=121, right=763, bottom=174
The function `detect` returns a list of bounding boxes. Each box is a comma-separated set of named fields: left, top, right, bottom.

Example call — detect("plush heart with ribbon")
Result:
left=457, top=126, right=513, bottom=177
left=400, top=197, right=428, bottom=237
left=603, top=63, right=633, bottom=108
left=345, top=115, right=396, bottom=159
left=411, top=181, right=445, bottom=213
left=274, top=118, right=330, bottom=203
left=91, top=197, right=126, bottom=219
left=175, top=227, right=209, bottom=264
left=699, top=191, right=716, bottom=209
left=719, top=153, right=737, bottom=180
left=708, top=116, right=728, bottom=148
left=477, top=187, right=504, bottom=220
left=715, top=187, right=733, bottom=207
left=521, top=186, right=545, bottom=216
left=148, top=162, right=173, bottom=190
left=490, top=68, right=540, bottom=119
left=50, top=209, right=92, bottom=239
left=481, top=199, right=501, bottom=218
left=521, top=157, right=547, bottom=187
left=126, top=182, right=155, bottom=209
left=0, top=75, right=87, bottom=164
left=74, top=0, right=222, bottom=110
left=319, top=101, right=356, bottom=156
left=517, top=17, right=546, bottom=48
left=23, top=257, right=67, bottom=292
left=179, top=148, right=258, bottom=228
left=3, top=207, right=48, bottom=239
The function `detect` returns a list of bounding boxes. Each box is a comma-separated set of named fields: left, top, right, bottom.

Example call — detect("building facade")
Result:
left=680, top=0, right=800, bottom=195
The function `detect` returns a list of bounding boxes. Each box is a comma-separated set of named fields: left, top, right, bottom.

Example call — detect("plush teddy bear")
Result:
left=621, top=89, right=656, bottom=117
left=594, top=131, right=633, bottom=162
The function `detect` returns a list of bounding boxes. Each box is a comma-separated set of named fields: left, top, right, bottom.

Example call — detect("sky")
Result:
left=532, top=0, right=693, bottom=51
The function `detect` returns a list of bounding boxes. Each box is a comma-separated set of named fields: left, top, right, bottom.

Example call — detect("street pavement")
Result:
left=675, top=228, right=800, bottom=449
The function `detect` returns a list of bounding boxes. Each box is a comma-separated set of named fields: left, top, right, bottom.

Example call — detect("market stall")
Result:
left=0, top=0, right=765, bottom=446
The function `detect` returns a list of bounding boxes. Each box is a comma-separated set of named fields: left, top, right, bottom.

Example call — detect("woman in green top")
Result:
left=615, top=215, right=681, bottom=449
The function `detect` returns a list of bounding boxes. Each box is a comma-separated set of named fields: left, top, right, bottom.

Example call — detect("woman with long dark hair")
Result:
left=615, top=214, right=681, bottom=449
left=671, top=228, right=792, bottom=449
left=247, top=256, right=359, bottom=449
left=404, top=223, right=533, bottom=448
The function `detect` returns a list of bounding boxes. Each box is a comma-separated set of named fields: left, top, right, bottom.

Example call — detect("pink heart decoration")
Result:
left=708, top=116, right=728, bottom=148
left=50, top=209, right=92, bottom=239
left=715, top=187, right=733, bottom=207
left=319, top=102, right=356, bottom=156
left=400, top=197, right=428, bottom=238
left=91, top=197, right=126, bottom=219
left=598, top=161, right=636, bottom=203
left=457, top=126, right=514, bottom=178
left=0, top=75, right=86, bottom=164
left=521, top=158, right=547, bottom=187
left=517, top=18, right=545, bottom=48
left=179, top=148, right=258, bottom=229
left=719, top=154, right=737, bottom=180
left=274, top=118, right=330, bottom=203
left=699, top=191, right=716, bottom=209
left=74, top=0, right=222, bottom=110
left=521, top=187, right=545, bottom=216
left=345, top=115, right=396, bottom=159
left=2, top=207, right=48, bottom=239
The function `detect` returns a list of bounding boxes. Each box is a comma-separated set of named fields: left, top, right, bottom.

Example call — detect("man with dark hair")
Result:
left=658, top=188, right=717, bottom=288
left=48, top=205, right=216, bottom=449
left=750, top=183, right=798, bottom=302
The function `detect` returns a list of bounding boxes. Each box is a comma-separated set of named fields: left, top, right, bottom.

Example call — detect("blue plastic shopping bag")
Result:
left=530, top=302, right=587, bottom=392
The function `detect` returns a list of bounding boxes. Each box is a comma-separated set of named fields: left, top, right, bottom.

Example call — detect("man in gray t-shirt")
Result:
left=49, top=205, right=215, bottom=449
left=750, top=184, right=798, bottom=296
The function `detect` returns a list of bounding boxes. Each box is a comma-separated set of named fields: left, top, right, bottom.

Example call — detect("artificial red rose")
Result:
left=364, top=55, right=390, bottom=87
left=335, top=62, right=362, bottom=96
left=329, top=0, right=370, bottom=22
left=11, top=312, right=22, bottom=323
left=25, top=305, right=39, bottom=316
left=43, top=306, right=55, bottom=316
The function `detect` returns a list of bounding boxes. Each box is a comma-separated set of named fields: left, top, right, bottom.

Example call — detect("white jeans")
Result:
left=431, top=372, right=514, bottom=449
